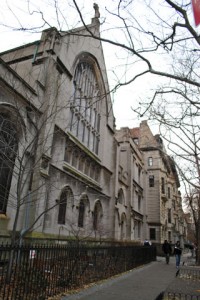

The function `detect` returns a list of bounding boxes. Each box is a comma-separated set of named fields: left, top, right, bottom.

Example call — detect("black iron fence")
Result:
left=0, top=243, right=156, bottom=300
left=163, top=292, right=200, bottom=299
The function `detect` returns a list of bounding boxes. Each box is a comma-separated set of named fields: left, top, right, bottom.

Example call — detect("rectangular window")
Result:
left=95, top=166, right=100, bottom=181
left=168, top=231, right=171, bottom=242
left=168, top=208, right=171, bottom=223
left=72, top=152, right=78, bottom=168
left=150, top=228, right=156, bottom=240
left=91, top=109, right=96, bottom=128
left=138, top=222, right=141, bottom=238
left=70, top=112, right=78, bottom=135
left=138, top=195, right=141, bottom=211
left=148, top=157, right=153, bottom=166
left=84, top=126, right=89, bottom=146
left=90, top=163, right=95, bottom=178
left=149, top=175, right=154, bottom=187
left=77, top=119, right=84, bottom=142
left=172, top=200, right=175, bottom=210
left=168, top=187, right=170, bottom=198
left=64, top=146, right=72, bottom=164
left=161, top=177, right=165, bottom=194
left=96, top=114, right=100, bottom=131
left=138, top=166, right=141, bottom=183
left=85, top=160, right=90, bottom=176
left=93, top=135, right=99, bottom=154
left=89, top=130, right=94, bottom=150
left=78, top=157, right=84, bottom=173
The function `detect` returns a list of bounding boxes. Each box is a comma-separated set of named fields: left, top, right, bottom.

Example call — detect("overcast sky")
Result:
left=1, top=0, right=196, bottom=132
left=2, top=0, right=199, bottom=198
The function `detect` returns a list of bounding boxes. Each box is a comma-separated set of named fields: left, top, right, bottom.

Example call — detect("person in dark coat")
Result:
left=174, top=241, right=182, bottom=268
left=162, top=240, right=172, bottom=264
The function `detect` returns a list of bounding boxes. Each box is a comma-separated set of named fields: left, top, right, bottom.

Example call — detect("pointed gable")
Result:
left=129, top=120, right=158, bottom=150
left=137, top=120, right=158, bottom=150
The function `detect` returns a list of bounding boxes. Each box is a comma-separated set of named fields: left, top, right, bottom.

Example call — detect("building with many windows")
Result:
left=129, top=120, right=186, bottom=245
left=0, top=6, right=186, bottom=245
left=0, top=11, right=117, bottom=242
left=115, top=127, right=147, bottom=242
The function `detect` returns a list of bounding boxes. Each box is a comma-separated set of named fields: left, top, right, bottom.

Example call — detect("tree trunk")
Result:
left=196, top=216, right=200, bottom=265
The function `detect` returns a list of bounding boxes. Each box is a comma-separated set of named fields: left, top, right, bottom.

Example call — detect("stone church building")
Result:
left=0, top=7, right=186, bottom=245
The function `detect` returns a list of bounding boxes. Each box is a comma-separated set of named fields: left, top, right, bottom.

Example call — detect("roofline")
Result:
left=0, top=40, right=40, bottom=56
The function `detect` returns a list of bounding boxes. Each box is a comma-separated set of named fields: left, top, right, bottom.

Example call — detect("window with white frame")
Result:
left=148, top=157, right=153, bottom=166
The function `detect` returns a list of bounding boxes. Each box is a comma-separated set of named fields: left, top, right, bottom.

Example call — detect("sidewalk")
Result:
left=163, top=252, right=200, bottom=299
left=61, top=256, right=179, bottom=300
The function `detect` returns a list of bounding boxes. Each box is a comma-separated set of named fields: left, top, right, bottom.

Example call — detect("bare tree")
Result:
left=1, top=0, right=200, bottom=252
left=183, top=186, right=200, bottom=260
left=68, top=1, right=200, bottom=92
left=137, top=86, right=200, bottom=261
left=1, top=2, right=199, bottom=121
left=0, top=23, right=112, bottom=248
left=1, top=1, right=199, bottom=89
left=0, top=80, right=67, bottom=246
left=0, top=78, right=107, bottom=247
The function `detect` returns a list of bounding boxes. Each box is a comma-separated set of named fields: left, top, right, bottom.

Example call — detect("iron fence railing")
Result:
left=0, top=243, right=156, bottom=300
left=178, top=268, right=200, bottom=280
left=164, top=292, right=200, bottom=299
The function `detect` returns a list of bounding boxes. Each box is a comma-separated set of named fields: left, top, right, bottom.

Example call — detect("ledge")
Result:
left=63, top=161, right=101, bottom=189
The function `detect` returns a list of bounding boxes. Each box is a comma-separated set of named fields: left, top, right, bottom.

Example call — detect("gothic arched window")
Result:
left=93, top=201, right=102, bottom=231
left=118, top=189, right=125, bottom=205
left=70, top=55, right=102, bottom=154
left=0, top=114, right=18, bottom=213
left=58, top=187, right=73, bottom=225
left=120, top=213, right=127, bottom=240
left=78, top=199, right=85, bottom=228
left=58, top=190, right=67, bottom=225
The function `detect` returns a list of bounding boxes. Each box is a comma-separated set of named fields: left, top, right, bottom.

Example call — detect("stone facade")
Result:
left=0, top=13, right=186, bottom=244
left=115, top=128, right=146, bottom=242
left=0, top=15, right=116, bottom=242
left=129, top=121, right=186, bottom=244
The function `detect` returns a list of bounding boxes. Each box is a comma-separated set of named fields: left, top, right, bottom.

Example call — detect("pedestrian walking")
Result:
left=174, top=241, right=182, bottom=268
left=162, top=240, right=172, bottom=264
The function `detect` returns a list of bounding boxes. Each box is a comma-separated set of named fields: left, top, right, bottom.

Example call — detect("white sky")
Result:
left=1, top=0, right=200, bottom=197
left=0, top=0, right=196, bottom=133
left=0, top=0, right=156, bottom=130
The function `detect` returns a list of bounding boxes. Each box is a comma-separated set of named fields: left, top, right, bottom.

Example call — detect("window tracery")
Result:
left=70, top=56, right=101, bottom=154
left=0, top=113, right=18, bottom=213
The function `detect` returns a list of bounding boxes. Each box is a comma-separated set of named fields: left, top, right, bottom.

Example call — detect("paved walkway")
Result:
left=61, top=256, right=180, bottom=300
